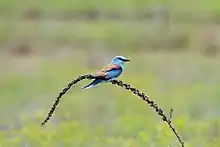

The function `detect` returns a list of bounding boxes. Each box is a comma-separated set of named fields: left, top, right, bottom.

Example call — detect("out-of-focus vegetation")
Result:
left=1, top=0, right=220, bottom=147
left=1, top=0, right=220, bottom=55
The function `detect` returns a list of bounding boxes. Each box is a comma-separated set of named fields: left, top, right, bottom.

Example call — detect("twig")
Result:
left=41, top=74, right=184, bottom=147
left=40, top=74, right=96, bottom=126
left=110, top=79, right=184, bottom=147
left=168, top=108, right=174, bottom=123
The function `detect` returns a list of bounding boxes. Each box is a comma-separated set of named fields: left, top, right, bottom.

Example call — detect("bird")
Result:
left=82, top=56, right=130, bottom=89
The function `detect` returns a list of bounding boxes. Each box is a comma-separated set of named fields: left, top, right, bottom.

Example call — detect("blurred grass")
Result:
left=1, top=0, right=220, bottom=146
left=1, top=0, right=220, bottom=54
left=0, top=19, right=200, bottom=53
left=0, top=53, right=220, bottom=146
left=1, top=0, right=220, bottom=14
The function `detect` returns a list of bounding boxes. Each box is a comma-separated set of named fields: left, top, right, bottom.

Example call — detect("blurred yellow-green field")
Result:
left=1, top=0, right=220, bottom=147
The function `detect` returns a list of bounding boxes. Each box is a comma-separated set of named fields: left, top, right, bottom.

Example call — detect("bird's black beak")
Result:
left=123, top=59, right=130, bottom=62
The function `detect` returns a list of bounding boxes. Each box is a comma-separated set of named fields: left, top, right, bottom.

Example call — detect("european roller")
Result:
left=82, top=56, right=130, bottom=89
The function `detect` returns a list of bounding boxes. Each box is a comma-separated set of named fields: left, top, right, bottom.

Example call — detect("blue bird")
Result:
left=82, top=56, right=130, bottom=89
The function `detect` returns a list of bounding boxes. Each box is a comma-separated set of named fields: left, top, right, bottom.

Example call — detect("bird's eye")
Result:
left=116, top=57, right=129, bottom=62
left=118, top=57, right=124, bottom=61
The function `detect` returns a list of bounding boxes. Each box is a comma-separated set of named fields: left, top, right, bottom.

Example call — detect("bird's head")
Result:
left=111, top=56, right=130, bottom=65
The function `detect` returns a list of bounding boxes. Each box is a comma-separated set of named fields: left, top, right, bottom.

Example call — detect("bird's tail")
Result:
left=82, top=79, right=102, bottom=89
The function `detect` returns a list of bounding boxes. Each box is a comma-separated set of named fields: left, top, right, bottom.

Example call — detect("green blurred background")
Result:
left=1, top=0, right=220, bottom=146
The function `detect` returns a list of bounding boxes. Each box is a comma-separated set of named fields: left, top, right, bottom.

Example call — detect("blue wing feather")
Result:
left=106, top=68, right=122, bottom=79
left=82, top=64, right=123, bottom=89
left=82, top=79, right=103, bottom=89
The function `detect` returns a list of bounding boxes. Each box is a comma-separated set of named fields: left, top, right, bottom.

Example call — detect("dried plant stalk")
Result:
left=110, top=80, right=184, bottom=147
left=41, top=74, right=184, bottom=147
left=40, top=74, right=95, bottom=126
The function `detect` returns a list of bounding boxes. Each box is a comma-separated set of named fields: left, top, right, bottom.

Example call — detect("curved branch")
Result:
left=40, top=74, right=95, bottom=126
left=110, top=79, right=184, bottom=147
left=41, top=75, right=184, bottom=147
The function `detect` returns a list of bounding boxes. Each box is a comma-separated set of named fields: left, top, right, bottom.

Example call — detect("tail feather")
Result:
left=82, top=79, right=102, bottom=89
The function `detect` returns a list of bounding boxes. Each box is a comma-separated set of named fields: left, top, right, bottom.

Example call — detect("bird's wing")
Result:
left=93, top=64, right=121, bottom=78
